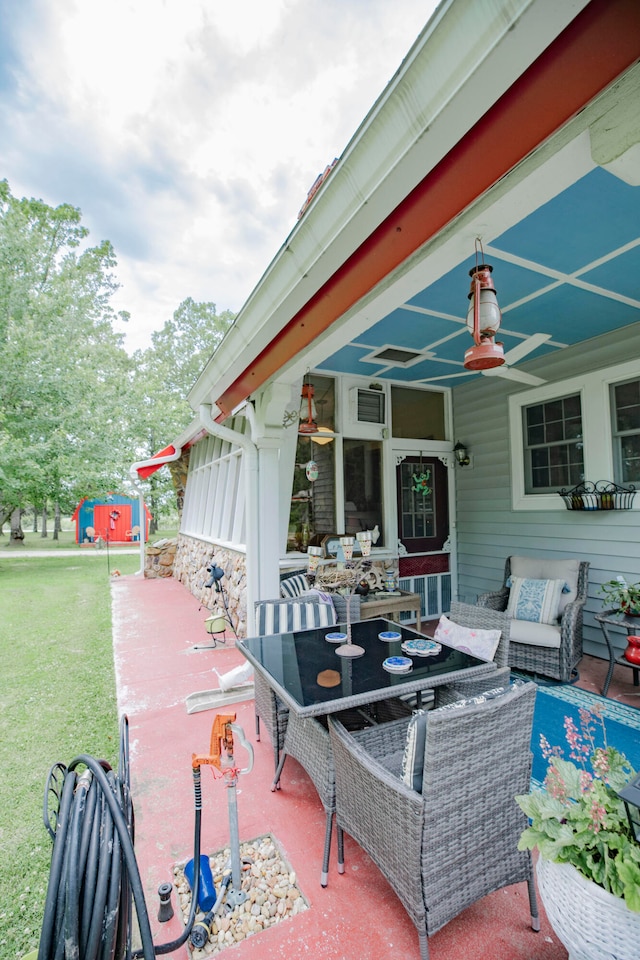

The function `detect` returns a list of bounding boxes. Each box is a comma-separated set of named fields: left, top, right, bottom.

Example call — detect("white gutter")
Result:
left=129, top=447, right=183, bottom=576
left=199, top=404, right=258, bottom=636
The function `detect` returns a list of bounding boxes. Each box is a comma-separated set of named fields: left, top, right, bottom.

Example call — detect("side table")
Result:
left=594, top=608, right=640, bottom=697
left=360, top=589, right=422, bottom=631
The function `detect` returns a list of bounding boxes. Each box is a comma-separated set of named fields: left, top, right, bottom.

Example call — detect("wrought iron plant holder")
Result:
left=558, top=480, right=637, bottom=511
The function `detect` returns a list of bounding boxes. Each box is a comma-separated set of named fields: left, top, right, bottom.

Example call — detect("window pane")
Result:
left=287, top=435, right=335, bottom=552
left=391, top=387, right=445, bottom=440
left=621, top=435, right=640, bottom=483
left=612, top=378, right=640, bottom=484
left=527, top=424, right=545, bottom=445
left=399, top=461, right=434, bottom=540
left=523, top=393, right=583, bottom=493
left=343, top=439, right=384, bottom=545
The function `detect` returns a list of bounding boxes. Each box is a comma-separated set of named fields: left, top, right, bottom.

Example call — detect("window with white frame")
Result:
left=522, top=393, right=584, bottom=493
left=509, top=359, right=640, bottom=510
left=611, top=377, right=640, bottom=484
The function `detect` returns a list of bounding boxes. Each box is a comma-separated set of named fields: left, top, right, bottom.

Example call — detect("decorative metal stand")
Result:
left=558, top=480, right=637, bottom=511
left=309, top=559, right=372, bottom=658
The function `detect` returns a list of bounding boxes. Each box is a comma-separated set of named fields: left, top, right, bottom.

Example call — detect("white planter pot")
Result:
left=536, top=857, right=640, bottom=960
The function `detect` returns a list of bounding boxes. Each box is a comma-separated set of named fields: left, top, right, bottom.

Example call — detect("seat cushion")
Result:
left=434, top=614, right=501, bottom=662
left=509, top=556, right=581, bottom=615
left=506, top=576, right=564, bottom=624
left=509, top=618, right=562, bottom=648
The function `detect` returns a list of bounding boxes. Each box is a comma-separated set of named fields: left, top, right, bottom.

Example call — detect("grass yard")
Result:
left=0, top=552, right=142, bottom=959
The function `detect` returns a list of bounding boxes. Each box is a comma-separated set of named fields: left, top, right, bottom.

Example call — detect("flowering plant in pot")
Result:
left=516, top=704, right=640, bottom=959
left=599, top=575, right=640, bottom=615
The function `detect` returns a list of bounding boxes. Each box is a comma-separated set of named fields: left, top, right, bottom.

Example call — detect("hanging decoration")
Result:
left=305, top=460, right=319, bottom=482
left=411, top=454, right=431, bottom=496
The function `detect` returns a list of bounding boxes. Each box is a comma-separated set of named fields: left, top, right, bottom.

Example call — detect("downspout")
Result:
left=199, top=404, right=258, bottom=637
left=129, top=448, right=183, bottom=576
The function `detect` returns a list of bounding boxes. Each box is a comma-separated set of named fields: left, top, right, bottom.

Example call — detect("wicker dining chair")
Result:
left=253, top=595, right=337, bottom=773
left=329, top=680, right=540, bottom=960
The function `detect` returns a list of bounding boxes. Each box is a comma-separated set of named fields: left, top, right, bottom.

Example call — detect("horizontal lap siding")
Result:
left=453, top=326, right=640, bottom=660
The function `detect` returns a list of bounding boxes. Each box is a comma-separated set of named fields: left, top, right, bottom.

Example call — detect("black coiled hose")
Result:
left=38, top=716, right=202, bottom=960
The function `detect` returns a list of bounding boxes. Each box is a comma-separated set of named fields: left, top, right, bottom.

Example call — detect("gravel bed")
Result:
left=175, top=834, right=309, bottom=956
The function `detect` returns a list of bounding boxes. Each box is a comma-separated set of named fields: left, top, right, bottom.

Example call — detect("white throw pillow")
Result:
left=506, top=576, right=564, bottom=624
left=434, top=615, right=501, bottom=661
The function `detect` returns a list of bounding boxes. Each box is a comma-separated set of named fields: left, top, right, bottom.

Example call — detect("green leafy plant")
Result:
left=516, top=703, right=640, bottom=911
left=599, top=575, right=640, bottom=614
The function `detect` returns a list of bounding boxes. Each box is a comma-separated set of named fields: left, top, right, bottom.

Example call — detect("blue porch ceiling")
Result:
left=316, top=167, right=640, bottom=388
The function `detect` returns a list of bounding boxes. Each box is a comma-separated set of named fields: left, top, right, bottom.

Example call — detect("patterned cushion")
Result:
left=506, top=576, right=565, bottom=624
left=401, top=711, right=428, bottom=792
left=280, top=574, right=310, bottom=598
left=434, top=615, right=501, bottom=661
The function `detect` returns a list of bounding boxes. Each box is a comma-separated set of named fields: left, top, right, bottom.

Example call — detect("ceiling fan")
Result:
left=480, top=332, right=551, bottom=385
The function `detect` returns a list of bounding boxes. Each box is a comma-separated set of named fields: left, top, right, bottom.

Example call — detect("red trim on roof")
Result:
left=137, top=445, right=177, bottom=479
left=215, top=0, right=640, bottom=418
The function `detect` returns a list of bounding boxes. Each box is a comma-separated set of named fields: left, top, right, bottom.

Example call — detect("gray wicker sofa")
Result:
left=477, top=556, right=590, bottom=683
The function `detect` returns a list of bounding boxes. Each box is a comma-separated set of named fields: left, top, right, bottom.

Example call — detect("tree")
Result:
left=130, top=298, right=234, bottom=530
left=0, top=180, right=134, bottom=539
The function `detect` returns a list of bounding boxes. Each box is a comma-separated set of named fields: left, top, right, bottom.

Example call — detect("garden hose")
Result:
left=37, top=715, right=203, bottom=960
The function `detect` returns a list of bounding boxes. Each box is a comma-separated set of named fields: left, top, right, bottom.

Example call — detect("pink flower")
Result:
left=545, top=764, right=568, bottom=803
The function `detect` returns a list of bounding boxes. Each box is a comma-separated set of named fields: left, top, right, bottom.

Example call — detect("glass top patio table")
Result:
left=237, top=617, right=497, bottom=718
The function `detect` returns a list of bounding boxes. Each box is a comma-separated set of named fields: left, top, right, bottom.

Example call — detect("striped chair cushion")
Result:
left=280, top=574, right=310, bottom=599
left=255, top=597, right=336, bottom=636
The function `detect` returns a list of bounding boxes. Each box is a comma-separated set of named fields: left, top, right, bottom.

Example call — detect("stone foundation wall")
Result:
left=173, top=533, right=247, bottom=637
left=144, top=538, right=177, bottom=578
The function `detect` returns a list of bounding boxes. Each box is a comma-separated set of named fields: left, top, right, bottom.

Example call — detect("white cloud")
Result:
left=0, top=0, right=440, bottom=351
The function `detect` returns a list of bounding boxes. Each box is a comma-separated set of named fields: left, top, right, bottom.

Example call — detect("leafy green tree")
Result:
left=130, top=298, right=234, bottom=530
left=0, top=180, right=133, bottom=539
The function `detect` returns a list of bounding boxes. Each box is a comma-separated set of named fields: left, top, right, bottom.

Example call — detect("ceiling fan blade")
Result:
left=482, top=366, right=546, bottom=386
left=502, top=332, right=551, bottom=366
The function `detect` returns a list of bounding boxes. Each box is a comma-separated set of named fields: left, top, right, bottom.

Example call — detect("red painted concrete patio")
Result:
left=111, top=574, right=638, bottom=960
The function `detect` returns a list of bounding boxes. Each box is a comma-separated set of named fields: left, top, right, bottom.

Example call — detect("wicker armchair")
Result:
left=477, top=556, right=590, bottom=682
left=253, top=596, right=336, bottom=773
left=329, top=681, right=539, bottom=960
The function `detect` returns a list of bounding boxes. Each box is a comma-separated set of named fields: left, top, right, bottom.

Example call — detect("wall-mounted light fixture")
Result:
left=453, top=442, right=470, bottom=467
left=464, top=239, right=505, bottom=371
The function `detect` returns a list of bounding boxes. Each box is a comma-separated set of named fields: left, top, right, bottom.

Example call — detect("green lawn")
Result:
left=0, top=550, right=144, bottom=959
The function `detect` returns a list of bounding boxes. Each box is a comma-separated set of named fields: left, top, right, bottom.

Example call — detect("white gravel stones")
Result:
left=174, top=834, right=308, bottom=955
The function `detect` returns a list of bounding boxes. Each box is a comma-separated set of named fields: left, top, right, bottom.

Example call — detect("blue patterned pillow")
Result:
left=506, top=576, right=564, bottom=624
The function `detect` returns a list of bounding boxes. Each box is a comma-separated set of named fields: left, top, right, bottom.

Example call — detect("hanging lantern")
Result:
left=464, top=240, right=505, bottom=371
left=299, top=376, right=318, bottom=434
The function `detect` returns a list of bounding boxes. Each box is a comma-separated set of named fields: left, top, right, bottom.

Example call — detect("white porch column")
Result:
left=255, top=437, right=283, bottom=600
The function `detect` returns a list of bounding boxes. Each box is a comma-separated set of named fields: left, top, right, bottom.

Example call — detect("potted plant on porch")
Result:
left=599, top=575, right=640, bottom=616
left=515, top=703, right=640, bottom=960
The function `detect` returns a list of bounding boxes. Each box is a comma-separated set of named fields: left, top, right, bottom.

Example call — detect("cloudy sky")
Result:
left=0, top=0, right=440, bottom=352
